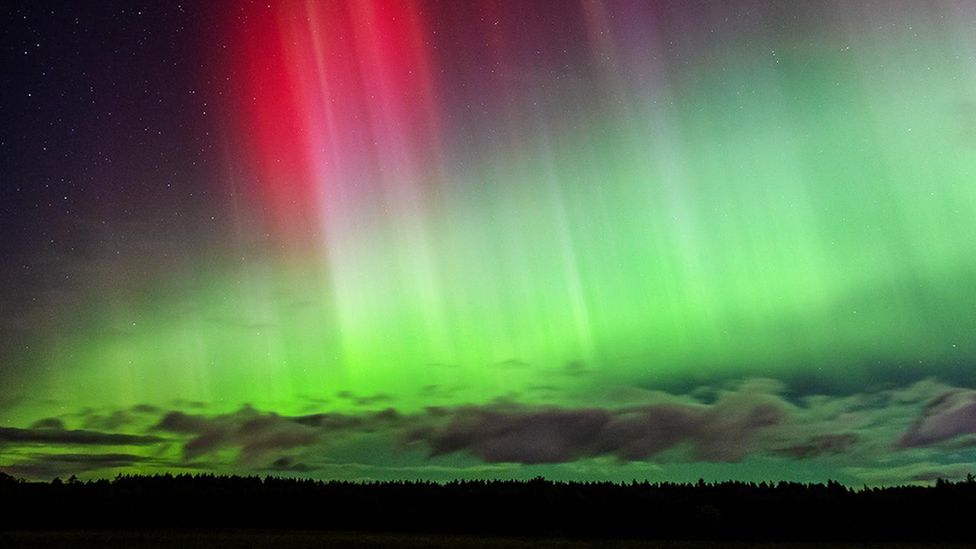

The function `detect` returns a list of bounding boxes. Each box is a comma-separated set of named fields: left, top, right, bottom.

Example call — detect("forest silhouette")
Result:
left=2, top=471, right=975, bottom=541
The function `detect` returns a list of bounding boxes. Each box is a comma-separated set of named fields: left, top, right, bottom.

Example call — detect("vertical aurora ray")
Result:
left=5, top=0, right=976, bottom=434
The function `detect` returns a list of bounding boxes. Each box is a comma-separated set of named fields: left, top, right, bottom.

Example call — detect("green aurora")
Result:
left=2, top=1, right=976, bottom=484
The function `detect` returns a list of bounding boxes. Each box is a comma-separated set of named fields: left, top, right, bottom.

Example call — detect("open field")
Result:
left=1, top=531, right=972, bottom=549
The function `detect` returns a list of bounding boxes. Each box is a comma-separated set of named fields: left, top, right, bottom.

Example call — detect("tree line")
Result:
left=1, top=471, right=974, bottom=541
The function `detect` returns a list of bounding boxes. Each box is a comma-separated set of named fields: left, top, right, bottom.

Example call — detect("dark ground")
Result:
left=3, top=474, right=976, bottom=543
left=1, top=531, right=973, bottom=549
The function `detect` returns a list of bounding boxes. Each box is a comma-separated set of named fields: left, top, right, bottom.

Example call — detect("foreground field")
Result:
left=1, top=531, right=972, bottom=549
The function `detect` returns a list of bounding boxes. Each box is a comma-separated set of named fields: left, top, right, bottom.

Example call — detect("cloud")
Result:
left=335, top=391, right=394, bottom=407
left=149, top=403, right=414, bottom=469
left=264, top=456, right=314, bottom=473
left=407, top=385, right=786, bottom=464
left=43, top=378, right=921, bottom=471
left=291, top=408, right=401, bottom=430
left=171, top=399, right=209, bottom=409
left=1, top=453, right=150, bottom=478
left=153, top=406, right=320, bottom=464
left=82, top=410, right=135, bottom=431
left=5, top=376, right=974, bottom=483
left=413, top=405, right=612, bottom=464
left=897, top=390, right=976, bottom=447
left=0, top=427, right=163, bottom=446
left=30, top=417, right=65, bottom=430
left=772, top=433, right=860, bottom=459
left=402, top=376, right=959, bottom=473
left=152, top=403, right=408, bottom=463
left=131, top=404, right=161, bottom=414
left=560, top=361, right=590, bottom=377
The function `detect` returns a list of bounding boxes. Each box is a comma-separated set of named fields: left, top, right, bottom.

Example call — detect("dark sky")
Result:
left=1, top=3, right=225, bottom=256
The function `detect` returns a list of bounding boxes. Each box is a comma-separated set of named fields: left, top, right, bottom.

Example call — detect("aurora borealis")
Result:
left=2, top=0, right=976, bottom=484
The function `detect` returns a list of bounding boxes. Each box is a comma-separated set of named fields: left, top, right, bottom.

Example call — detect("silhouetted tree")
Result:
left=0, top=472, right=974, bottom=541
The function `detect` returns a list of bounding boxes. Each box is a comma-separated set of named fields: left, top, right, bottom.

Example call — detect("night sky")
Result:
left=2, top=0, right=976, bottom=484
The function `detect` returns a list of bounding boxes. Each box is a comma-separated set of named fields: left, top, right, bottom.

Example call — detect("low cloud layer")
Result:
left=898, top=390, right=976, bottom=448
left=407, top=388, right=784, bottom=464
left=150, top=405, right=404, bottom=464
left=153, top=406, right=321, bottom=464
left=1, top=453, right=150, bottom=479
left=0, top=426, right=163, bottom=446
left=2, top=378, right=976, bottom=484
